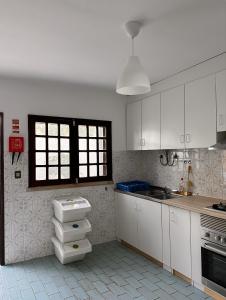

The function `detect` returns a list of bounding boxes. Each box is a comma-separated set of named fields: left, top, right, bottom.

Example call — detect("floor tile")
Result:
left=92, top=280, right=109, bottom=293
left=156, top=281, right=177, bottom=294
left=35, top=291, right=50, bottom=300
left=123, top=284, right=141, bottom=298
left=137, top=286, right=160, bottom=300
left=59, top=285, right=73, bottom=298
left=20, top=288, right=36, bottom=300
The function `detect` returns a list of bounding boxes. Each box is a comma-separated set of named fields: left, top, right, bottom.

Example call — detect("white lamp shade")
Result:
left=116, top=56, right=151, bottom=95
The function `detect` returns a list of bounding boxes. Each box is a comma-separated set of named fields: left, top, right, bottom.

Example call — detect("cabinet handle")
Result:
left=219, top=114, right=224, bottom=126
left=180, top=135, right=185, bottom=143
left=140, top=138, right=145, bottom=147
left=170, top=211, right=176, bottom=223
left=185, top=134, right=191, bottom=143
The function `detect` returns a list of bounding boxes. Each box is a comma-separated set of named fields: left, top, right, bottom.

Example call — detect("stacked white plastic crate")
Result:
left=51, top=196, right=92, bottom=264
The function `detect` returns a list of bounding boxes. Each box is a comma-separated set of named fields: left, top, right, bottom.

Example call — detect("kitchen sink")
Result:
left=133, top=187, right=182, bottom=201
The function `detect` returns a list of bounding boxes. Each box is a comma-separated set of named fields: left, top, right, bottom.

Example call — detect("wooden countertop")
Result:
left=115, top=190, right=226, bottom=220
left=164, top=195, right=226, bottom=220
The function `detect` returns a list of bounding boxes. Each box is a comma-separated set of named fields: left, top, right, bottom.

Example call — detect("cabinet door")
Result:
left=170, top=207, right=191, bottom=278
left=116, top=193, right=138, bottom=248
left=191, top=212, right=202, bottom=288
left=216, top=70, right=226, bottom=132
left=161, top=86, right=185, bottom=149
left=162, top=205, right=171, bottom=268
left=127, top=101, right=142, bottom=150
left=185, top=75, right=216, bottom=148
left=142, top=94, right=161, bottom=150
left=137, top=198, right=162, bottom=262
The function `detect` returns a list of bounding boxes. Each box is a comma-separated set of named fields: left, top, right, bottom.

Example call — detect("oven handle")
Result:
left=203, top=242, right=226, bottom=257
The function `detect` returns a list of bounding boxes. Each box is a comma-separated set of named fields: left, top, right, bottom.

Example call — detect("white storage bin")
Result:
left=52, top=237, right=92, bottom=264
left=52, top=217, right=91, bottom=243
left=53, top=196, right=91, bottom=222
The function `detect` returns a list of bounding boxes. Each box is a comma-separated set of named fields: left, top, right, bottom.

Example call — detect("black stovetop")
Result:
left=212, top=202, right=226, bottom=212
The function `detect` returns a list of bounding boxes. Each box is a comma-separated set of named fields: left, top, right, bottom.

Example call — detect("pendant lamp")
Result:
left=116, top=21, right=151, bottom=95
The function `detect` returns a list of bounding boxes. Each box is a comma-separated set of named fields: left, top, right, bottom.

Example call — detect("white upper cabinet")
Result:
left=216, top=70, right=226, bottom=132
left=142, top=94, right=161, bottom=150
left=127, top=101, right=142, bottom=150
left=161, top=86, right=185, bottom=149
left=185, top=75, right=216, bottom=148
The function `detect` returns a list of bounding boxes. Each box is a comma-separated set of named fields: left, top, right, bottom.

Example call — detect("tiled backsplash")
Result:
left=142, top=149, right=226, bottom=200
left=4, top=149, right=226, bottom=264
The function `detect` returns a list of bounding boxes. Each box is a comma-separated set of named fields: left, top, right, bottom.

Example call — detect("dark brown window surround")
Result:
left=28, top=115, right=112, bottom=187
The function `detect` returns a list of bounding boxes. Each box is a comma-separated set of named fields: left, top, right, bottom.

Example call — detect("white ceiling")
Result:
left=0, top=0, right=225, bottom=89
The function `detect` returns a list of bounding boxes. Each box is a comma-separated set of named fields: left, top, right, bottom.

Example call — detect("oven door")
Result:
left=201, top=240, right=226, bottom=297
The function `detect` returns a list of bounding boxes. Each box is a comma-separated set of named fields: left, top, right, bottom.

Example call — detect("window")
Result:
left=28, top=115, right=112, bottom=187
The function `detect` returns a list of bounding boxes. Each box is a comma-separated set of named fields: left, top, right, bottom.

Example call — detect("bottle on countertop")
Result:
left=179, top=177, right=185, bottom=194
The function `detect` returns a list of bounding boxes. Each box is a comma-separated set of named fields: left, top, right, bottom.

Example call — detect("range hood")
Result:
left=210, top=131, right=226, bottom=149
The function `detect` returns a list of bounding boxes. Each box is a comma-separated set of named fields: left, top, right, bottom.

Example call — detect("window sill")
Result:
left=27, top=180, right=114, bottom=192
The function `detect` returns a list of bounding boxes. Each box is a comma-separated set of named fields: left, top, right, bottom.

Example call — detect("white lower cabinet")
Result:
left=137, top=198, right=162, bottom=262
left=162, top=205, right=171, bottom=269
left=170, top=207, right=192, bottom=278
left=191, top=212, right=202, bottom=288
left=116, top=193, right=202, bottom=286
left=116, top=193, right=162, bottom=261
left=116, top=193, right=139, bottom=248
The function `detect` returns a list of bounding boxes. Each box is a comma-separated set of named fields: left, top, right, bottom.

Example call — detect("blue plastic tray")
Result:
left=116, top=180, right=150, bottom=193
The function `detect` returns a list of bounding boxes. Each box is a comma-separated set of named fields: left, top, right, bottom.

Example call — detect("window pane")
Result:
left=60, top=138, right=70, bottom=151
left=79, top=139, right=87, bottom=150
left=99, top=152, right=107, bottom=163
left=60, top=124, right=69, bottom=137
left=89, top=152, right=97, bottom=163
left=61, top=152, right=70, bottom=165
left=35, top=122, right=45, bottom=135
left=79, top=152, right=87, bottom=164
left=99, top=165, right=107, bottom=176
left=36, top=167, right=46, bottom=180
left=79, top=125, right=87, bottom=137
left=79, top=166, right=87, bottom=178
left=36, top=152, right=46, bottom=165
left=48, top=152, right=58, bottom=165
left=89, top=126, right=96, bottom=137
left=89, top=165, right=97, bottom=177
left=49, top=167, right=58, bottom=180
left=61, top=167, right=70, bottom=179
left=48, top=123, right=58, bottom=136
left=36, top=137, right=46, bottom=150
left=99, top=139, right=107, bottom=150
left=98, top=126, right=106, bottom=137
left=48, top=138, right=58, bottom=150
left=89, top=139, right=97, bottom=150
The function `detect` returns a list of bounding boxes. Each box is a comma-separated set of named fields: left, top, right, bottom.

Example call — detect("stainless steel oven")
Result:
left=201, top=214, right=226, bottom=297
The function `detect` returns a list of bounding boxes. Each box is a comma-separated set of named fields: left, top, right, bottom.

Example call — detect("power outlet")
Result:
left=14, top=170, right=21, bottom=179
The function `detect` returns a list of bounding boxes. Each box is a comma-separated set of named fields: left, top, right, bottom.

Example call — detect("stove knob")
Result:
left=204, top=232, right=210, bottom=238
left=215, top=235, right=221, bottom=242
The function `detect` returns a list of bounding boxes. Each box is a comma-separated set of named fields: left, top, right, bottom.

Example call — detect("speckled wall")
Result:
left=4, top=151, right=145, bottom=264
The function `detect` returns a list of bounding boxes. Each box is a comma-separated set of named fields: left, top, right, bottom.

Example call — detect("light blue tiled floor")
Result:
left=0, top=241, right=213, bottom=300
